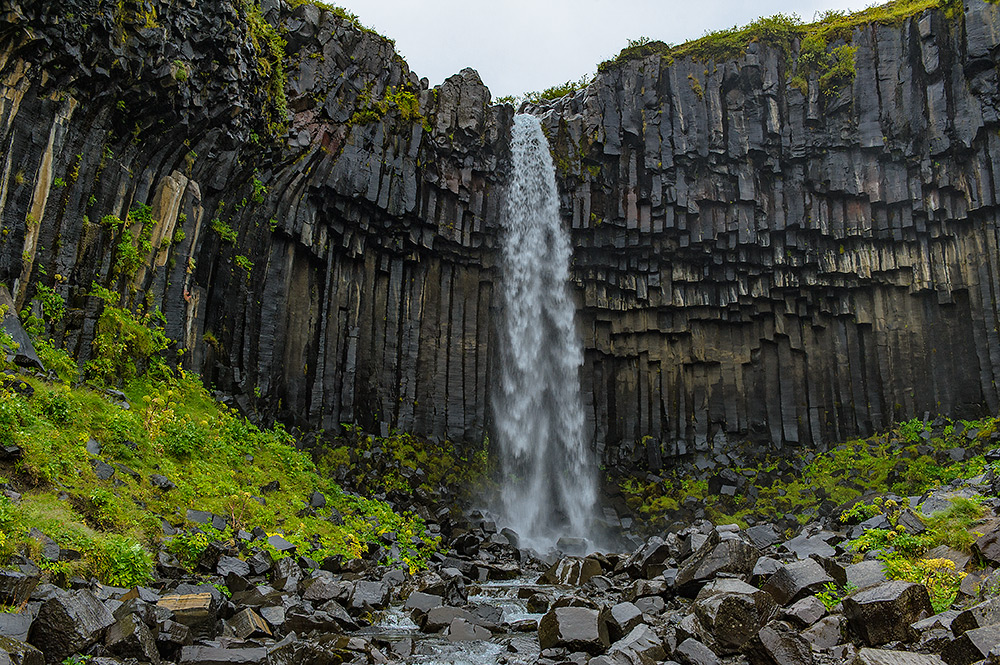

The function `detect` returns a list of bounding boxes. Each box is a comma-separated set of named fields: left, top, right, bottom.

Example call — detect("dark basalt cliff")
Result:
left=2, top=0, right=1000, bottom=464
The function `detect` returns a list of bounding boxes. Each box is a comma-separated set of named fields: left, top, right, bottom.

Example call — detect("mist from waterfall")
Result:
left=493, top=113, right=596, bottom=551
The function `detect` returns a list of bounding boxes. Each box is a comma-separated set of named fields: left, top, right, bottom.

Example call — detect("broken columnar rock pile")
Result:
left=6, top=481, right=1000, bottom=664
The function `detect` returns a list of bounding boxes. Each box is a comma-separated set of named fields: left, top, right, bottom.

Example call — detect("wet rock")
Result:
left=693, top=577, right=777, bottom=652
left=951, top=597, right=1000, bottom=635
left=0, top=636, right=44, bottom=665
left=941, top=624, right=1000, bottom=665
left=854, top=648, right=945, bottom=665
left=744, top=620, right=813, bottom=665
left=843, top=581, right=933, bottom=646
left=421, top=606, right=475, bottom=632
left=622, top=537, right=673, bottom=578
left=0, top=569, right=38, bottom=607
left=178, top=646, right=268, bottom=664
left=539, top=556, right=603, bottom=586
left=607, top=624, right=666, bottom=662
left=674, top=637, right=720, bottom=665
left=801, top=615, right=844, bottom=648
left=538, top=606, right=610, bottom=655
left=779, top=596, right=825, bottom=627
left=445, top=617, right=491, bottom=641
left=761, top=558, right=835, bottom=606
left=607, top=602, right=643, bottom=641
left=526, top=593, right=550, bottom=614
left=105, top=613, right=160, bottom=665
left=675, top=533, right=760, bottom=596
left=28, top=589, right=115, bottom=662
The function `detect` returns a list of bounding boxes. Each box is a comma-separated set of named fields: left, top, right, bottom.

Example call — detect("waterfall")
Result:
left=493, top=113, right=596, bottom=551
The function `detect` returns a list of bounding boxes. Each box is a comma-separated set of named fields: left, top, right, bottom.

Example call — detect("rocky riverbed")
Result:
left=6, top=469, right=1000, bottom=665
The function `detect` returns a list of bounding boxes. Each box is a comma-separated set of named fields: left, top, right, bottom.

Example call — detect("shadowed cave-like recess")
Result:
left=2, top=0, right=1000, bottom=470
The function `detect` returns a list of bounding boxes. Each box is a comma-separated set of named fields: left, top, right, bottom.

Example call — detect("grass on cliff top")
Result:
left=0, top=303, right=437, bottom=593
left=598, top=0, right=961, bottom=72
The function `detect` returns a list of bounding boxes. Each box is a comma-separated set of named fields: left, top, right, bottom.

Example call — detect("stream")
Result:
left=361, top=578, right=556, bottom=664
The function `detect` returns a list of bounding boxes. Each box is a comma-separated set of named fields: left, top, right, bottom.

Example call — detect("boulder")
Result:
left=743, top=620, right=813, bottom=665
left=445, top=617, right=491, bottom=641
left=157, top=593, right=216, bottom=629
left=951, top=598, right=1000, bottom=636
left=941, top=624, right=1000, bottom=665
left=105, top=613, right=160, bottom=665
left=761, top=558, right=834, bottom=606
left=349, top=580, right=390, bottom=611
left=693, top=578, right=777, bottom=653
left=216, top=555, right=250, bottom=578
left=0, top=636, right=44, bottom=665
left=622, top=537, right=673, bottom=578
left=421, top=606, right=475, bottom=632
left=846, top=561, right=888, bottom=590
left=28, top=589, right=115, bottom=663
left=0, top=570, right=38, bottom=607
left=801, top=615, right=844, bottom=649
left=539, top=556, right=603, bottom=586
left=228, top=608, right=271, bottom=639
left=538, top=606, right=610, bottom=654
left=607, top=601, right=643, bottom=641
left=853, top=648, right=945, bottom=665
left=607, top=624, right=666, bottom=662
left=178, top=646, right=269, bottom=664
left=780, top=596, right=826, bottom=628
left=675, top=533, right=760, bottom=596
left=843, top=581, right=933, bottom=646
left=674, top=637, right=720, bottom=665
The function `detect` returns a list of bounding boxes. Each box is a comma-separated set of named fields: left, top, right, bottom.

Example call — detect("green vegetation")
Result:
left=598, top=0, right=961, bottom=95
left=350, top=84, right=430, bottom=131
left=499, top=75, right=595, bottom=107
left=619, top=417, right=994, bottom=530
left=242, top=0, right=288, bottom=135
left=105, top=204, right=156, bottom=278
left=841, top=496, right=983, bottom=612
left=0, top=295, right=439, bottom=586
left=210, top=217, right=238, bottom=244
left=319, top=424, right=491, bottom=500
left=815, top=581, right=857, bottom=611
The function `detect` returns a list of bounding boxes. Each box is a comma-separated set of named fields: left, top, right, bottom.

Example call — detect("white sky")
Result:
left=335, top=0, right=867, bottom=99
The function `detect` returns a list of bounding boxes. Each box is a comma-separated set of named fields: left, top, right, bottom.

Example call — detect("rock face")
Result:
left=3, top=0, right=1000, bottom=457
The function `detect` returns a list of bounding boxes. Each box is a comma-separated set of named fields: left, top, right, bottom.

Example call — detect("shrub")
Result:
left=85, top=284, right=171, bottom=386
left=87, top=535, right=153, bottom=588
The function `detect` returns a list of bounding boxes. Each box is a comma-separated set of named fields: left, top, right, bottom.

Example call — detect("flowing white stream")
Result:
left=493, top=113, right=596, bottom=550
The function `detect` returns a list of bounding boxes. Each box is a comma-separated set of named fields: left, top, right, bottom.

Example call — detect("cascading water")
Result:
left=493, top=113, right=596, bottom=550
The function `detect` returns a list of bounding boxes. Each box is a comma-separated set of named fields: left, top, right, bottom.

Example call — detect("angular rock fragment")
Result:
left=843, top=581, right=933, bottom=646
left=28, top=589, right=115, bottom=663
left=538, top=606, right=610, bottom=654
left=761, top=558, right=834, bottom=605
left=744, top=620, right=813, bottom=665
left=693, top=578, right=777, bottom=653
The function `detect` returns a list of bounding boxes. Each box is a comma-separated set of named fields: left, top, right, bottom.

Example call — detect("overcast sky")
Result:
left=334, top=0, right=867, bottom=99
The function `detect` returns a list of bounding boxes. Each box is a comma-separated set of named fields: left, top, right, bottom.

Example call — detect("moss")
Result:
left=598, top=0, right=959, bottom=76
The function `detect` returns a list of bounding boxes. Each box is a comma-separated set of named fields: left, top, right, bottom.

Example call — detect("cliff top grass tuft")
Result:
left=598, top=0, right=962, bottom=73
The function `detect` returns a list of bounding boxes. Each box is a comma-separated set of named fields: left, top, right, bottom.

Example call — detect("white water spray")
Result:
left=493, top=114, right=596, bottom=550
